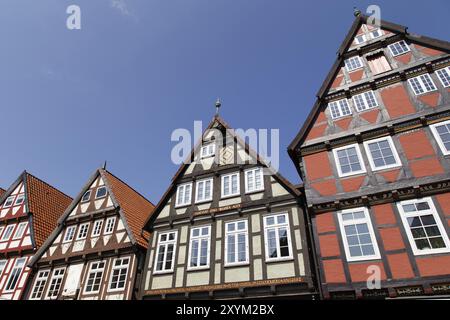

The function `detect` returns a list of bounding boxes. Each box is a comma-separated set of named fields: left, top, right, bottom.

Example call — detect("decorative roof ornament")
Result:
left=102, top=160, right=107, bottom=170
left=215, top=98, right=221, bottom=116
left=353, top=7, right=362, bottom=17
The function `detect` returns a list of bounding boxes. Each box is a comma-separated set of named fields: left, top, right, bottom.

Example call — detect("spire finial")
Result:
left=353, top=7, right=361, bottom=17
left=102, top=161, right=107, bottom=170
left=215, top=98, right=221, bottom=116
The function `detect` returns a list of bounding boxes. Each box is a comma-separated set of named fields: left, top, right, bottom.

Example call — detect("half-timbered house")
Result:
left=0, top=171, right=72, bottom=300
left=140, top=115, right=318, bottom=299
left=26, top=168, right=154, bottom=300
left=288, top=13, right=450, bottom=299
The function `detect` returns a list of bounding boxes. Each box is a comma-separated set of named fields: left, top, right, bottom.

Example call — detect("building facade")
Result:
left=26, top=168, right=154, bottom=300
left=140, top=116, right=318, bottom=299
left=288, top=14, right=450, bottom=299
left=0, top=171, right=72, bottom=300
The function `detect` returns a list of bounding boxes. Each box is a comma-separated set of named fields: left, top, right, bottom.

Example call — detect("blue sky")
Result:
left=0, top=0, right=448, bottom=203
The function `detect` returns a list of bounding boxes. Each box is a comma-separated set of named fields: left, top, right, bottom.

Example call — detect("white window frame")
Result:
left=369, top=28, right=384, bottom=39
left=154, top=231, right=178, bottom=274
left=83, top=261, right=105, bottom=294
left=337, top=207, right=381, bottom=262
left=363, top=136, right=402, bottom=171
left=187, top=226, right=211, bottom=270
left=244, top=167, right=265, bottom=193
left=175, top=182, right=192, bottom=207
left=0, top=259, right=7, bottom=278
left=328, top=99, right=352, bottom=120
left=45, top=267, right=66, bottom=299
left=12, top=222, right=27, bottom=240
left=14, top=194, right=25, bottom=206
left=345, top=56, right=363, bottom=72
left=397, top=197, right=450, bottom=256
left=0, top=227, right=4, bottom=239
left=4, top=257, right=26, bottom=293
left=200, top=144, right=216, bottom=158
left=263, top=213, right=293, bottom=262
left=95, top=186, right=107, bottom=199
left=352, top=91, right=379, bottom=112
left=354, top=34, right=366, bottom=45
left=221, top=172, right=240, bottom=198
left=332, top=143, right=367, bottom=177
left=430, top=120, right=450, bottom=156
left=76, top=223, right=90, bottom=240
left=3, top=196, right=15, bottom=208
left=225, top=220, right=249, bottom=266
left=388, top=40, right=410, bottom=56
left=29, top=269, right=50, bottom=300
left=104, top=217, right=116, bottom=235
left=81, top=190, right=91, bottom=203
left=195, top=178, right=213, bottom=204
left=91, top=220, right=103, bottom=237
left=63, top=225, right=76, bottom=243
left=108, top=257, right=130, bottom=292
left=1, top=224, right=15, bottom=242
left=436, top=66, right=450, bottom=88
left=408, top=74, right=437, bottom=95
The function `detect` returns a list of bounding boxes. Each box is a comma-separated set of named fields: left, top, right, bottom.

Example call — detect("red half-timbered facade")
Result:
left=26, top=168, right=154, bottom=300
left=289, top=14, right=450, bottom=299
left=0, top=172, right=72, bottom=300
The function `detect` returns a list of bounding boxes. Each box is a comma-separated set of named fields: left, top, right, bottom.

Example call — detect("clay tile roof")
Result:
left=25, top=173, right=73, bottom=248
left=0, top=188, right=5, bottom=198
left=102, top=170, right=155, bottom=248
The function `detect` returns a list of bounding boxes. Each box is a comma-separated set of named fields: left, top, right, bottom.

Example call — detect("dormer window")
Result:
left=200, top=144, right=215, bottom=158
left=388, top=40, right=410, bottom=56
left=328, top=99, right=352, bottom=119
left=3, top=196, right=15, bottom=208
left=14, top=194, right=25, bottom=206
left=369, top=28, right=383, bottom=39
left=354, top=34, right=366, bottom=45
left=81, top=190, right=91, bottom=203
left=345, top=56, right=363, bottom=72
left=95, top=186, right=107, bottom=199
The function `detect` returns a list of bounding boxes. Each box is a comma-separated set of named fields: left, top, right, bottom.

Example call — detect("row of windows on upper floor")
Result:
left=0, top=222, right=28, bottom=243
left=175, top=167, right=265, bottom=207
left=353, top=28, right=384, bottom=46
left=61, top=216, right=116, bottom=243
left=335, top=197, right=450, bottom=262
left=1, top=193, right=25, bottom=209
left=328, top=66, right=450, bottom=120
left=153, top=212, right=293, bottom=274
left=80, top=186, right=107, bottom=203
left=329, top=119, right=450, bottom=178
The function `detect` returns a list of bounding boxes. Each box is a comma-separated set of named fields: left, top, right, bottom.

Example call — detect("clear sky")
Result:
left=0, top=0, right=448, bottom=203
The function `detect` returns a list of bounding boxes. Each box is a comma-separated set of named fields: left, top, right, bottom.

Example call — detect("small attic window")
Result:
left=81, top=190, right=91, bottom=203
left=95, top=186, right=107, bottom=199
left=370, top=28, right=383, bottom=39
left=388, top=40, right=410, bottom=56
left=354, top=34, right=366, bottom=45
left=3, top=196, right=15, bottom=208
left=14, top=194, right=25, bottom=206
left=201, top=144, right=215, bottom=158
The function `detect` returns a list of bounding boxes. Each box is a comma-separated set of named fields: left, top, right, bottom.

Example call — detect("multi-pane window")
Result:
left=430, top=120, right=450, bottom=155
left=176, top=183, right=192, bottom=207
left=245, top=168, right=264, bottom=193
left=4, top=258, right=26, bottom=292
left=104, top=217, right=116, bottom=235
left=221, top=172, right=240, bottom=198
left=95, top=186, right=107, bottom=199
left=225, top=220, right=249, bottom=265
left=91, top=220, right=103, bottom=237
left=30, top=270, right=50, bottom=300
left=363, top=136, right=401, bottom=171
left=3, top=196, right=15, bottom=208
left=337, top=208, right=380, bottom=262
left=388, top=40, right=410, bottom=56
left=195, top=178, right=213, bottom=203
left=76, top=223, right=90, bottom=240
left=0, top=259, right=6, bottom=276
left=333, top=144, right=366, bottom=177
left=84, top=261, right=105, bottom=294
left=14, top=194, right=25, bottom=206
left=354, top=34, right=366, bottom=45
left=408, top=74, right=437, bottom=95
left=200, top=144, right=215, bottom=158
left=436, top=67, right=450, bottom=88
left=13, top=222, right=27, bottom=240
left=398, top=198, right=450, bottom=255
left=328, top=99, right=352, bottom=119
left=63, top=226, right=76, bottom=243
left=1, top=225, right=15, bottom=241
left=81, top=190, right=91, bottom=202
left=264, top=213, right=292, bottom=261
left=345, top=56, right=363, bottom=72
left=108, top=257, right=130, bottom=291
left=370, top=28, right=383, bottom=39
left=188, top=226, right=211, bottom=269
left=154, top=232, right=177, bottom=273
left=352, top=91, right=378, bottom=112
left=46, top=268, right=65, bottom=299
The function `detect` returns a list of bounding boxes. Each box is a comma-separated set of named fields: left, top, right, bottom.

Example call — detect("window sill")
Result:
left=346, top=255, right=381, bottom=263
left=411, top=249, right=450, bottom=256
left=220, top=194, right=241, bottom=200
left=174, top=204, right=191, bottom=209
left=187, top=266, right=210, bottom=272
left=224, top=262, right=250, bottom=268
left=370, top=164, right=402, bottom=172
left=152, top=270, right=174, bottom=275
left=245, top=189, right=265, bottom=195
left=195, top=199, right=213, bottom=205
left=413, top=89, right=438, bottom=97
left=265, top=257, right=294, bottom=264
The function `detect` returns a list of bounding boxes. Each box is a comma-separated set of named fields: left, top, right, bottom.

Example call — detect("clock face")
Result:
left=220, top=146, right=234, bottom=165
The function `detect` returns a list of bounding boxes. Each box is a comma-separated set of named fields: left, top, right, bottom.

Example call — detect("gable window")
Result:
left=369, top=28, right=383, bottom=39
left=430, top=120, right=450, bottom=155
left=188, top=226, right=211, bottom=270
left=81, top=190, right=91, bottom=203
left=154, top=231, right=177, bottom=273
left=328, top=99, right=352, bottom=119
left=363, top=136, right=401, bottom=171
left=263, top=213, right=293, bottom=262
left=333, top=144, right=366, bottom=177
left=12, top=222, right=27, bottom=240
left=104, top=217, right=116, bottom=235
left=388, top=40, right=410, bottom=56
left=352, top=91, right=378, bottom=112
left=408, top=74, right=437, bottom=95
left=1, top=225, right=15, bottom=242
left=46, top=268, right=66, bottom=299
left=108, top=257, right=130, bottom=291
left=354, top=34, right=366, bottom=45
left=244, top=168, right=264, bottom=193
left=367, top=53, right=392, bottom=75
left=84, top=261, right=105, bottom=294
left=30, top=270, right=50, bottom=300
left=195, top=178, right=213, bottom=203
left=436, top=67, right=450, bottom=88
left=63, top=226, right=76, bottom=243
left=397, top=198, right=450, bottom=255
left=175, top=183, right=192, bottom=207
left=76, top=223, right=90, bottom=240
left=4, top=258, right=26, bottom=292
left=337, top=207, right=381, bottom=262
left=3, top=196, right=15, bottom=208
left=221, top=172, right=240, bottom=198
left=14, top=194, right=25, bottom=206
left=345, top=56, right=363, bottom=72
left=91, top=220, right=103, bottom=237
left=225, top=220, right=249, bottom=266
left=200, top=144, right=215, bottom=158
left=95, top=186, right=107, bottom=199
